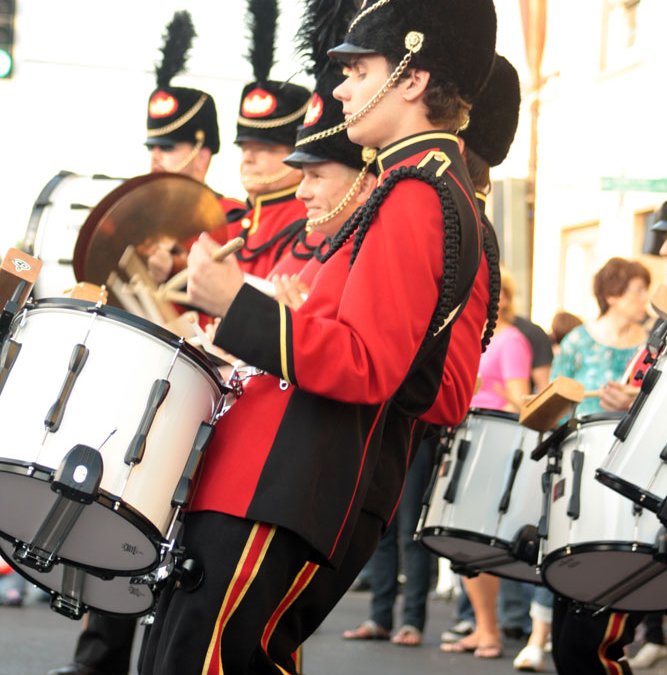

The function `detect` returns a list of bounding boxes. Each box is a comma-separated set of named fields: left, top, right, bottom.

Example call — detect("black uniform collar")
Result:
left=376, top=132, right=460, bottom=174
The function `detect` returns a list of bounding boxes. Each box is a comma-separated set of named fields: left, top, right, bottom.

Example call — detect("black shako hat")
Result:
left=328, top=0, right=497, bottom=102
left=235, top=0, right=311, bottom=147
left=146, top=11, right=220, bottom=154
left=285, top=0, right=372, bottom=171
left=285, top=67, right=374, bottom=172
left=462, top=55, right=521, bottom=167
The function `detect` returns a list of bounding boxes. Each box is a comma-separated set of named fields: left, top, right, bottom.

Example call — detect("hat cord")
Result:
left=238, top=98, right=312, bottom=130
left=296, top=46, right=415, bottom=148
left=147, top=94, right=208, bottom=137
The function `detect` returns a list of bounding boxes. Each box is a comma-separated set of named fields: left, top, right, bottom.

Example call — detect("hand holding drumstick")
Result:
left=186, top=234, right=245, bottom=317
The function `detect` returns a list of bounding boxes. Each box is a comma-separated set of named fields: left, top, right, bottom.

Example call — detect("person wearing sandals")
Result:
left=435, top=54, right=524, bottom=662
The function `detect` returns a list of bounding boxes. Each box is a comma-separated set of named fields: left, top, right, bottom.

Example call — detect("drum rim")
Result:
left=24, top=298, right=227, bottom=395
left=419, top=526, right=542, bottom=583
left=0, top=460, right=165, bottom=575
left=467, top=408, right=519, bottom=422
left=595, top=468, right=662, bottom=514
left=0, top=537, right=155, bottom=617
left=541, top=541, right=666, bottom=611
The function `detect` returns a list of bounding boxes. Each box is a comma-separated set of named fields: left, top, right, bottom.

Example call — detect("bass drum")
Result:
left=21, top=172, right=124, bottom=299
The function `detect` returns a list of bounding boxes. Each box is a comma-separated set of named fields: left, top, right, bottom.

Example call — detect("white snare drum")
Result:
left=541, top=415, right=667, bottom=611
left=21, top=172, right=124, bottom=298
left=0, top=299, right=224, bottom=575
left=597, top=348, right=667, bottom=518
left=418, top=409, right=543, bottom=583
left=0, top=537, right=156, bottom=618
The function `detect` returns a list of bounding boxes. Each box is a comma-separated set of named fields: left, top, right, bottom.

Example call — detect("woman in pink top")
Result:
left=443, top=267, right=532, bottom=659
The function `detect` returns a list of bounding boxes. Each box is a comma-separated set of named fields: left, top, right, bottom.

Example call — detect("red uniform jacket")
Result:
left=191, top=132, right=483, bottom=566
left=234, top=187, right=308, bottom=278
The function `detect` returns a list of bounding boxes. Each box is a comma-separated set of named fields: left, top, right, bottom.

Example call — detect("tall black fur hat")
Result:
left=146, top=11, right=220, bottom=154
left=235, top=0, right=312, bottom=147
left=328, top=0, right=496, bottom=102
left=461, top=55, right=521, bottom=167
left=285, top=0, right=371, bottom=171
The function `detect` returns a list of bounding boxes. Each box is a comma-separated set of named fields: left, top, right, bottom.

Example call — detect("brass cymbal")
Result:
left=73, top=172, right=227, bottom=286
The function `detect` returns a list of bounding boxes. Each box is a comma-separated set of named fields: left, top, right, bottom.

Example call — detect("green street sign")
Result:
left=601, top=177, right=667, bottom=193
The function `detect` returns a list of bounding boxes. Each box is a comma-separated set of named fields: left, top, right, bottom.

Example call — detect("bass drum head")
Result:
left=0, top=537, right=155, bottom=617
left=542, top=544, right=667, bottom=612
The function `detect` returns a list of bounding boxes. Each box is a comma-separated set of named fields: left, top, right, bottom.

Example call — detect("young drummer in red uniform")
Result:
left=140, top=1, right=496, bottom=673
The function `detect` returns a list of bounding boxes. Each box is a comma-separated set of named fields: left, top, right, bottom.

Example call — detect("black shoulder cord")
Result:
left=236, top=218, right=305, bottom=264
left=480, top=221, right=501, bottom=352
left=323, top=166, right=463, bottom=343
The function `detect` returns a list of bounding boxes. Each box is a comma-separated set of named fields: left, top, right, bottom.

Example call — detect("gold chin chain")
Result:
left=169, top=131, right=205, bottom=174
left=295, top=32, right=425, bottom=148
left=241, top=165, right=296, bottom=187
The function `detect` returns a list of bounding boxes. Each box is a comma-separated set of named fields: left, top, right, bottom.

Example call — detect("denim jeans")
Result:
left=369, top=437, right=435, bottom=632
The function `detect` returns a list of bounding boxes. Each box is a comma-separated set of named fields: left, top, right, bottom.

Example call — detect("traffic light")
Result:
left=0, top=0, right=15, bottom=79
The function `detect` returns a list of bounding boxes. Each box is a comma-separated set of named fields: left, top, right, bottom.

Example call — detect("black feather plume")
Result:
left=155, top=11, right=197, bottom=88
left=246, top=0, right=279, bottom=83
left=296, top=0, right=357, bottom=76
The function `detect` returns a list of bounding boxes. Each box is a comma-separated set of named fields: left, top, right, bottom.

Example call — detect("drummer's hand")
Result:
left=187, top=233, right=244, bottom=317
left=599, top=381, right=638, bottom=411
left=147, top=244, right=174, bottom=283
left=272, top=274, right=308, bottom=310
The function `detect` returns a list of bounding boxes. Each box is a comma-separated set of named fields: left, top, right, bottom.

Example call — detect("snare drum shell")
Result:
left=0, top=301, right=223, bottom=573
left=598, top=355, right=667, bottom=509
left=419, top=409, right=543, bottom=581
left=542, top=416, right=667, bottom=611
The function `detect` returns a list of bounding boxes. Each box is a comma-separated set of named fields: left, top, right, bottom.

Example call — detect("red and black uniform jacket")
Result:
left=191, top=132, right=483, bottom=567
left=233, top=187, right=308, bottom=278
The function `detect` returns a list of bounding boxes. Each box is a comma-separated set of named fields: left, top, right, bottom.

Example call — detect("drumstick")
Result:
left=163, top=236, right=245, bottom=293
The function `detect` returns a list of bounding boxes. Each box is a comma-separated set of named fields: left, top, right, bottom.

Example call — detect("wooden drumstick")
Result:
left=162, top=236, right=245, bottom=293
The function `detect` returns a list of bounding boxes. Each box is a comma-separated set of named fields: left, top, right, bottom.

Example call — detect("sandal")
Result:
left=391, top=625, right=422, bottom=647
left=474, top=643, right=503, bottom=659
left=342, top=620, right=390, bottom=641
left=440, top=637, right=477, bottom=653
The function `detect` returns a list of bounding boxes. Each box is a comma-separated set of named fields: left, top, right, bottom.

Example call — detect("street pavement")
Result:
left=0, top=588, right=665, bottom=674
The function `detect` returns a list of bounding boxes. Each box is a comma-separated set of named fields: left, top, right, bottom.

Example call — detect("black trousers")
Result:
left=552, top=595, right=642, bottom=675
left=72, top=612, right=136, bottom=674
left=140, top=511, right=314, bottom=675
left=264, top=509, right=385, bottom=672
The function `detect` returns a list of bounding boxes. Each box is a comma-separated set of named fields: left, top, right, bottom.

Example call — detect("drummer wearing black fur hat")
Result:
left=226, top=0, right=313, bottom=279
left=137, top=1, right=495, bottom=674
left=142, top=11, right=245, bottom=284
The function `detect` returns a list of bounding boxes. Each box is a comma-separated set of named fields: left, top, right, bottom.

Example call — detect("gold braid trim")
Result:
left=169, top=132, right=205, bottom=173
left=296, top=32, right=424, bottom=147
left=349, top=0, right=392, bottom=32
left=146, top=94, right=208, bottom=137
left=238, top=98, right=312, bottom=130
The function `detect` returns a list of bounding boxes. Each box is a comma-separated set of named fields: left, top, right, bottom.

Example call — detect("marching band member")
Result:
left=47, top=12, right=241, bottom=675
left=226, top=0, right=312, bottom=279
left=140, top=0, right=497, bottom=672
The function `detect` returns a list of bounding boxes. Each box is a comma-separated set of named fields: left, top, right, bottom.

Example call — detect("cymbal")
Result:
left=73, top=172, right=227, bottom=287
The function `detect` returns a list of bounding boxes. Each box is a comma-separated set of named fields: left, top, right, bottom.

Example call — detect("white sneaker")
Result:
left=627, top=642, right=667, bottom=669
left=513, top=645, right=546, bottom=672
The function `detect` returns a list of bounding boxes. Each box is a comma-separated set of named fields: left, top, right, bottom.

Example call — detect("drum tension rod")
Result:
left=14, top=444, right=103, bottom=572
